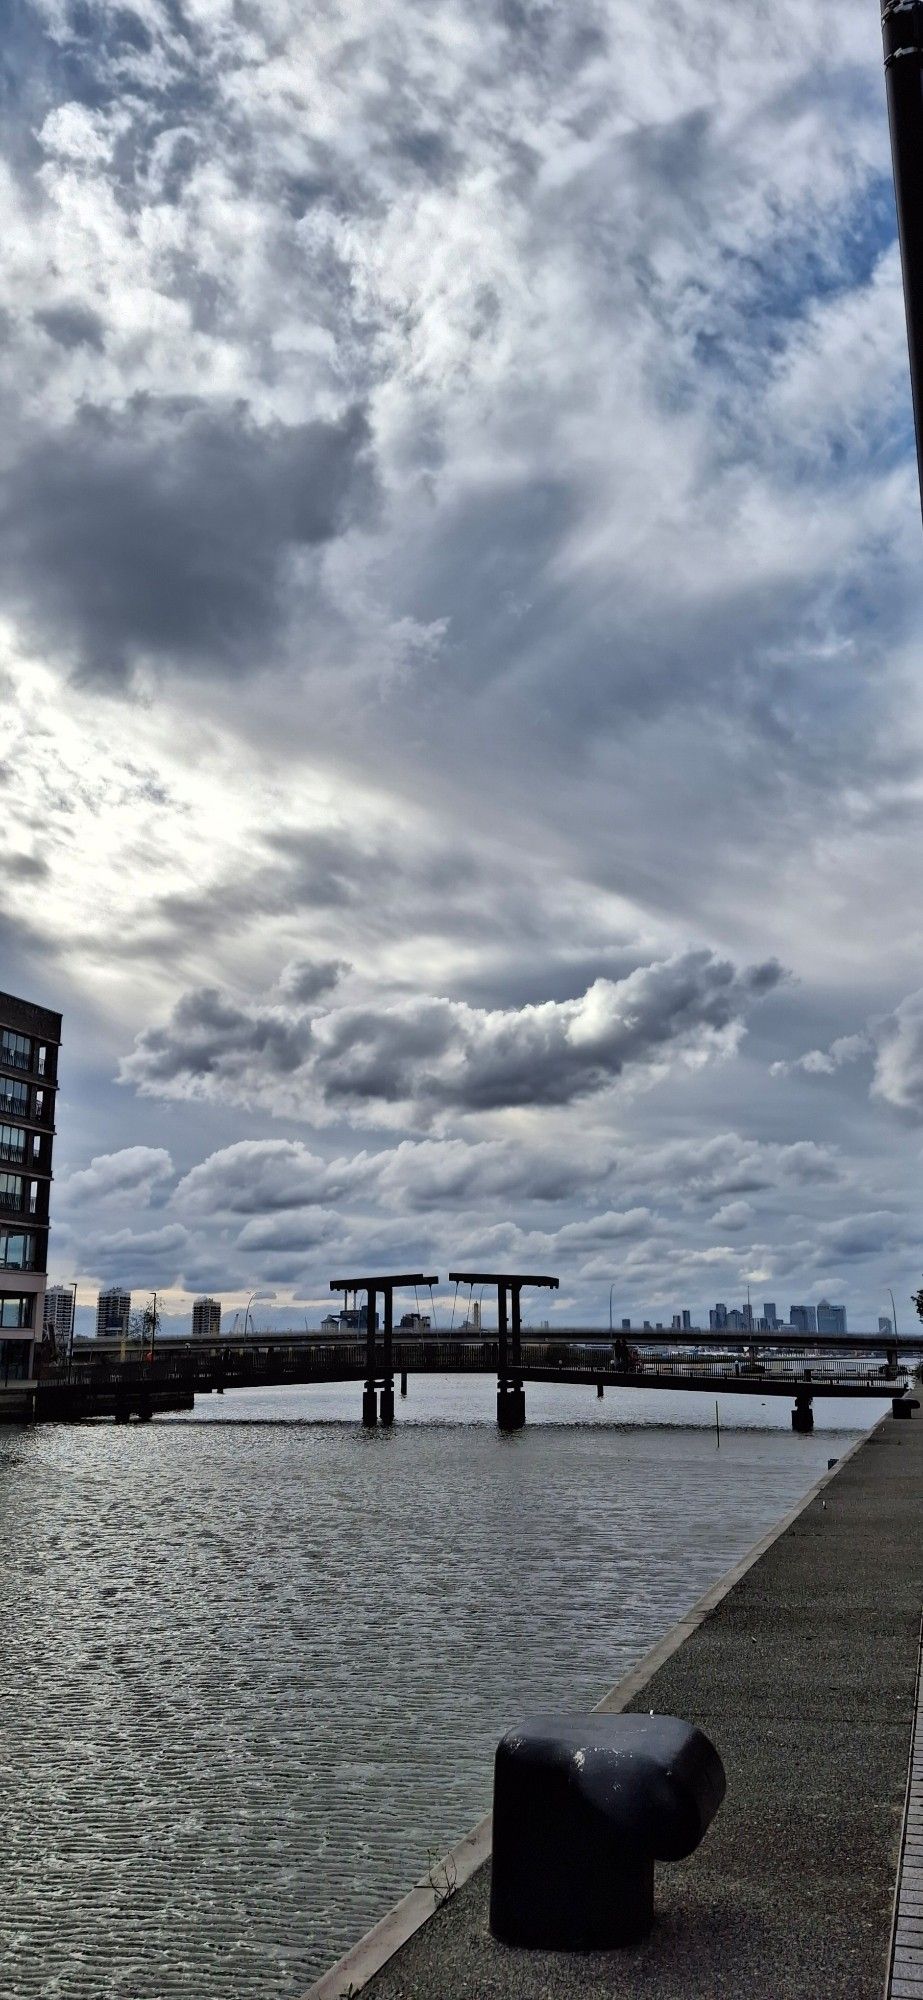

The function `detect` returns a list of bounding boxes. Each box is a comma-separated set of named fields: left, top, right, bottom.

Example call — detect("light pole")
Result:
left=889, top=1286, right=899, bottom=1340
left=243, top=1292, right=255, bottom=1338
left=67, top=1280, right=78, bottom=1382
left=608, top=1281, right=616, bottom=1333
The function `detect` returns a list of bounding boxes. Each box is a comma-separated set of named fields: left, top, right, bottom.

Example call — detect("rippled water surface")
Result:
left=0, top=1380, right=873, bottom=1999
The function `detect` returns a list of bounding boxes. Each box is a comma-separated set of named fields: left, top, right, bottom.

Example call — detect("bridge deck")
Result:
left=34, top=1333, right=917, bottom=1421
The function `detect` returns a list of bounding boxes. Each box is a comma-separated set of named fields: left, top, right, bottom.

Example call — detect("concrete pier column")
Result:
left=498, top=1383, right=525, bottom=1431
left=597, top=1380, right=604, bottom=1399
left=362, top=1387, right=378, bottom=1427
left=400, top=1370, right=408, bottom=1396
left=380, top=1385, right=395, bottom=1427
left=792, top=1394, right=813, bottom=1434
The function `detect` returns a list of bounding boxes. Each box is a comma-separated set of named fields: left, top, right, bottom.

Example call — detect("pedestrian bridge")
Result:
left=36, top=1327, right=921, bottom=1433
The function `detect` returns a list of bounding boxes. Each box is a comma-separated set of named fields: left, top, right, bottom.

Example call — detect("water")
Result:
left=0, top=1380, right=876, bottom=2000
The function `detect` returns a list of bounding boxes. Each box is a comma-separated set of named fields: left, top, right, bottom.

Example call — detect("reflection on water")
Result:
left=0, top=1380, right=871, bottom=1999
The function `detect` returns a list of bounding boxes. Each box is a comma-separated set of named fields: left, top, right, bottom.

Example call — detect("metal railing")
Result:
left=42, top=1333, right=914, bottom=1399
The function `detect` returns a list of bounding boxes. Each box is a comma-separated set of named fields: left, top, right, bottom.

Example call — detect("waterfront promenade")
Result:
left=310, top=1410, right=923, bottom=2000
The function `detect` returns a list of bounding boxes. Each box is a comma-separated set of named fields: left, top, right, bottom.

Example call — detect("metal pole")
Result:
left=608, top=1282, right=615, bottom=1333
left=68, top=1280, right=77, bottom=1383
left=881, top=1, right=923, bottom=518
left=889, top=1285, right=899, bottom=1338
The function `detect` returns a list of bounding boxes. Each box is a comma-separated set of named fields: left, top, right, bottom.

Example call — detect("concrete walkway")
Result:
left=322, top=1412, right=923, bottom=2000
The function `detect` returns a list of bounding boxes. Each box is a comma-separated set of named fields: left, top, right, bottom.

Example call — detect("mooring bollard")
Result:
left=490, top=1712, right=725, bottom=1950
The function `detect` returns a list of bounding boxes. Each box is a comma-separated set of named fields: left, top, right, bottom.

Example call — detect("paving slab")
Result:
left=335, top=1414, right=923, bottom=2000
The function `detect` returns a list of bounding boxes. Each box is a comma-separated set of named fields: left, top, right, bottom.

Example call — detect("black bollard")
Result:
left=792, top=1394, right=813, bottom=1434
left=490, top=1713, right=725, bottom=1950
left=597, top=1380, right=604, bottom=1398
left=380, top=1386, right=395, bottom=1426
left=400, top=1370, right=408, bottom=1396
left=362, top=1388, right=378, bottom=1427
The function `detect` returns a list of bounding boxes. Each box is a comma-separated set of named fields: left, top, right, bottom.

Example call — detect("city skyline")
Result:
left=5, top=2, right=923, bottom=1330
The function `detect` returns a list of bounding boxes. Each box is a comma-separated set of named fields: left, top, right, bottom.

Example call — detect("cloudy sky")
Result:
left=4, top=0, right=923, bottom=1333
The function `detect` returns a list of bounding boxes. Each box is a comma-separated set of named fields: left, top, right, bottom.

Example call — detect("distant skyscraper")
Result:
left=879, top=1315, right=893, bottom=1336
left=763, top=1302, right=778, bottom=1331
left=789, top=1305, right=817, bottom=1334
left=96, top=1287, right=131, bottom=1339
left=816, top=1299, right=846, bottom=1335
left=43, top=1284, right=75, bottom=1346
left=192, top=1296, right=221, bottom=1339
left=681, top=1309, right=692, bottom=1330
left=621, top=1318, right=631, bottom=1332
left=712, top=1302, right=728, bottom=1329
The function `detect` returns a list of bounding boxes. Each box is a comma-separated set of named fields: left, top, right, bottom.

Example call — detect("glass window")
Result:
left=36, top=1045, right=47, bottom=1077
left=31, top=1133, right=41, bottom=1161
left=0, top=1125, right=26, bottom=1163
left=0, top=1174, right=23, bottom=1208
left=0, top=1030, right=31, bottom=1071
left=27, top=1180, right=38, bottom=1216
left=33, top=1089, right=44, bottom=1118
left=0, top=1234, right=32, bottom=1270
left=0, top=1078, right=28, bottom=1118
left=0, top=1295, right=33, bottom=1327
left=1, top=1337, right=32, bottom=1378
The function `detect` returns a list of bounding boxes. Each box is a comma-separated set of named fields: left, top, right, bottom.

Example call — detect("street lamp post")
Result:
left=881, top=3, right=923, bottom=520
left=67, top=1280, right=78, bottom=1383
left=608, top=1282, right=616, bottom=1333
left=889, top=1286, right=899, bottom=1340
left=243, top=1292, right=255, bottom=1338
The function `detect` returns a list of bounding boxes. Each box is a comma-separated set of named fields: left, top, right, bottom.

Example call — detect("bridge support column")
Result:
left=498, top=1382, right=525, bottom=1431
left=400, top=1371, right=408, bottom=1396
left=362, top=1388, right=378, bottom=1427
left=792, top=1394, right=813, bottom=1434
left=597, top=1380, right=604, bottom=1399
left=380, top=1385, right=395, bottom=1427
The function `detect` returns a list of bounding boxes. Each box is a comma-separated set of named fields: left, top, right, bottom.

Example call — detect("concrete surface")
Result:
left=354, top=1414, right=923, bottom=2000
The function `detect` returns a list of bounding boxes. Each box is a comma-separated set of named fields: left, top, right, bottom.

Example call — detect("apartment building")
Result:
left=0, top=990, right=61, bottom=1417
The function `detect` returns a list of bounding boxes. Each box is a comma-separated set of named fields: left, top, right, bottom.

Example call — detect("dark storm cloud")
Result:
left=0, top=398, right=376, bottom=682
left=34, top=303, right=105, bottom=350
left=313, top=952, right=783, bottom=1112
left=120, top=950, right=784, bottom=1120
left=276, top=958, right=347, bottom=1004
left=120, top=986, right=318, bottom=1091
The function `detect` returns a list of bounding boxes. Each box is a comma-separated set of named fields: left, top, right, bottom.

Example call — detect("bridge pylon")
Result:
left=448, top=1271, right=559, bottom=1431
left=329, top=1273, right=439, bottom=1427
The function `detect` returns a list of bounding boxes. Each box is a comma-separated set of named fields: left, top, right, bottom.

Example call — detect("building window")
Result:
left=0, top=1174, right=24, bottom=1211
left=0, top=1030, right=31, bottom=1072
left=0, top=1295, right=34, bottom=1328
left=36, top=1045, right=47, bottom=1077
left=0, top=1125, right=26, bottom=1164
left=0, top=1078, right=29, bottom=1119
left=33, top=1089, right=44, bottom=1119
left=0, top=1233, right=33, bottom=1270
left=27, top=1181, right=38, bottom=1216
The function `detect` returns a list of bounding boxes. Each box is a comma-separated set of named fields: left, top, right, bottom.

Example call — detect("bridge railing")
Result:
left=41, top=1334, right=913, bottom=1394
